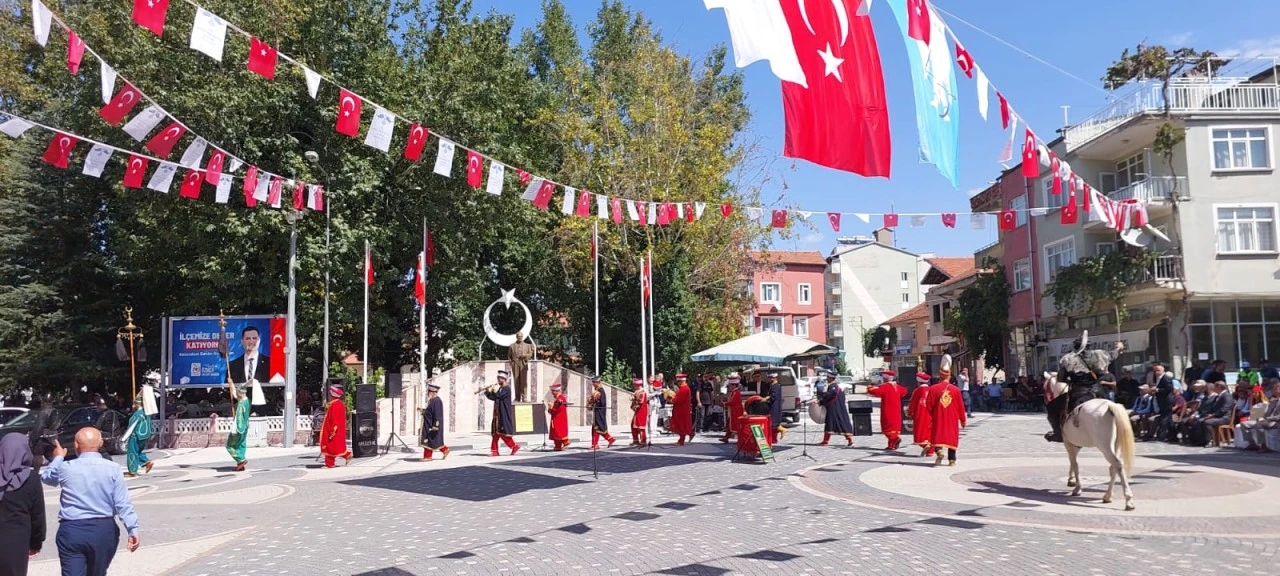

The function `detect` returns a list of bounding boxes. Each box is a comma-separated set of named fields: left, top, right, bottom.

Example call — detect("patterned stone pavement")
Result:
left=31, top=412, right=1280, bottom=575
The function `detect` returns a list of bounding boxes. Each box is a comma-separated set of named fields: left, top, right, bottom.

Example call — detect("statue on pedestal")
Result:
left=482, top=289, right=535, bottom=402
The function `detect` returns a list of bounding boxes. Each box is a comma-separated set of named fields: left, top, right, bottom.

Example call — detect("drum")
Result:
left=736, top=415, right=772, bottom=456
left=808, top=400, right=826, bottom=426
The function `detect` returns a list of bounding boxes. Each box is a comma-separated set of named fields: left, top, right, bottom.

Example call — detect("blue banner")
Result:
left=168, top=316, right=284, bottom=388
left=886, top=0, right=960, bottom=188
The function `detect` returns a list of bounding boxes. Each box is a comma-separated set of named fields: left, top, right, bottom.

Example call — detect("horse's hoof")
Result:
left=1067, top=480, right=1077, bottom=488
left=1102, top=496, right=1112, bottom=504
left=1070, top=489, right=1081, bottom=497
left=1124, top=502, right=1135, bottom=511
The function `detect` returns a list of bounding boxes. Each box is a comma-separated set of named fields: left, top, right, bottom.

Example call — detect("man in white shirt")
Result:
left=957, top=368, right=972, bottom=417
left=228, top=326, right=270, bottom=384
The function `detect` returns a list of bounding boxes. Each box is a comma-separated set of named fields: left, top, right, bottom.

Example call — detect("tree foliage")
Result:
left=942, top=263, right=1009, bottom=369
left=862, top=326, right=896, bottom=359
left=0, top=0, right=762, bottom=395
left=1045, top=249, right=1158, bottom=322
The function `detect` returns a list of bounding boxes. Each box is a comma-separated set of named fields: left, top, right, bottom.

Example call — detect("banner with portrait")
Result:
left=167, top=315, right=287, bottom=388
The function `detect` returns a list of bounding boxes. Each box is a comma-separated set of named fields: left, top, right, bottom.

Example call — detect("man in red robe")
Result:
left=927, top=356, right=967, bottom=466
left=320, top=384, right=352, bottom=468
left=908, top=372, right=934, bottom=457
left=630, top=378, right=648, bottom=446
left=720, top=374, right=744, bottom=444
left=867, top=369, right=905, bottom=450
left=670, top=373, right=695, bottom=445
left=547, top=382, right=570, bottom=451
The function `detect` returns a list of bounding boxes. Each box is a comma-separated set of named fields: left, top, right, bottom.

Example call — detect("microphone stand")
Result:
left=787, top=396, right=817, bottom=462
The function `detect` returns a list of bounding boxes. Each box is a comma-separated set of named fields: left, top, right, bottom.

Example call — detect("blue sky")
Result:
left=472, top=0, right=1280, bottom=257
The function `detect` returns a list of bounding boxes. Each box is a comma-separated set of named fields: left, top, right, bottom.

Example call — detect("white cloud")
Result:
left=1218, top=37, right=1280, bottom=59
left=800, top=232, right=824, bottom=245
left=1165, top=31, right=1194, bottom=47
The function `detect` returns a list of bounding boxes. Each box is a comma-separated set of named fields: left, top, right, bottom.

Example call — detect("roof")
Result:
left=931, top=267, right=984, bottom=293
left=749, top=250, right=827, bottom=267
left=921, top=257, right=974, bottom=284
left=827, top=239, right=921, bottom=260
left=884, top=303, right=929, bottom=326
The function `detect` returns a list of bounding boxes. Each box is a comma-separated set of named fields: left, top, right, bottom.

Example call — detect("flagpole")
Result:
left=648, top=249, right=656, bottom=377
left=419, top=220, right=427, bottom=406
left=593, top=220, right=600, bottom=376
left=639, top=257, right=647, bottom=386
left=363, top=240, right=370, bottom=386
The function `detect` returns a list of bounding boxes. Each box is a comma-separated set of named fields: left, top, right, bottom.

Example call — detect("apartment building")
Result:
left=992, top=59, right=1280, bottom=376
left=746, top=251, right=827, bottom=345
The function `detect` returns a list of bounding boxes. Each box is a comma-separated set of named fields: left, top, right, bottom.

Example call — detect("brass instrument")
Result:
left=587, top=390, right=601, bottom=409
left=476, top=383, right=500, bottom=396
left=662, top=388, right=676, bottom=402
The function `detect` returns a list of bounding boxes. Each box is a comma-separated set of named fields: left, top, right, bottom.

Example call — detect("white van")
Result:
left=738, top=366, right=800, bottom=423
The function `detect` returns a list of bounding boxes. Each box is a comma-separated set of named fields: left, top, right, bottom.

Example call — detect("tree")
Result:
left=1044, top=249, right=1158, bottom=336
left=942, top=263, right=1010, bottom=369
left=862, top=326, right=896, bottom=358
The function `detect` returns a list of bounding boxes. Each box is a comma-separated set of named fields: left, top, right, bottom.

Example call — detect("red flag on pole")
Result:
left=335, top=88, right=362, bottom=137
left=41, top=133, right=78, bottom=169
left=247, top=37, right=279, bottom=80
left=131, top=0, right=169, bottom=36
left=365, top=245, right=374, bottom=285
left=641, top=255, right=652, bottom=301
left=414, top=252, right=426, bottom=306
left=425, top=228, right=435, bottom=268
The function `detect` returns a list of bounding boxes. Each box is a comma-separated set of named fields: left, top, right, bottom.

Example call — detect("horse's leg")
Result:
left=1066, top=443, right=1081, bottom=495
left=1101, top=413, right=1118, bottom=504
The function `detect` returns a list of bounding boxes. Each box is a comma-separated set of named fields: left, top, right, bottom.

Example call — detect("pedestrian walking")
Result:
left=39, top=429, right=140, bottom=576
left=0, top=434, right=45, bottom=576
left=123, top=395, right=153, bottom=478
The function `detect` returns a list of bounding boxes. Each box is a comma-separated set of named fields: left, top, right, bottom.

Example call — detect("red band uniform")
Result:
left=630, top=378, right=648, bottom=445
left=908, top=372, right=934, bottom=456
left=719, top=375, right=745, bottom=444
left=669, top=374, right=695, bottom=445
left=867, top=370, right=905, bottom=450
left=927, top=357, right=967, bottom=465
left=320, top=385, right=352, bottom=468
left=547, top=382, right=570, bottom=451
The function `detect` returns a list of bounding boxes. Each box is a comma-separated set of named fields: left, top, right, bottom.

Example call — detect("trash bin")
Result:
left=848, top=399, right=873, bottom=436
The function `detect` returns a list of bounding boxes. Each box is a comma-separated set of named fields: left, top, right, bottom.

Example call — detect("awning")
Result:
left=1047, top=328, right=1155, bottom=358
left=689, top=331, right=838, bottom=366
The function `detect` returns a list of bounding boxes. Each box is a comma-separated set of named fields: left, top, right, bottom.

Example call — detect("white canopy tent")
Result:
left=689, top=331, right=837, bottom=366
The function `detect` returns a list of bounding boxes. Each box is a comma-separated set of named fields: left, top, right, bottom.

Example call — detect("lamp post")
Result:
left=116, top=307, right=145, bottom=401
left=284, top=208, right=301, bottom=447
left=305, top=151, right=331, bottom=402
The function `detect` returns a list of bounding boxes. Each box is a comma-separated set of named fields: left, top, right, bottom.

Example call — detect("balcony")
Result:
left=830, top=327, right=844, bottom=338
left=828, top=285, right=841, bottom=296
left=1107, top=176, right=1187, bottom=203
left=829, top=305, right=842, bottom=317
left=1149, top=254, right=1182, bottom=282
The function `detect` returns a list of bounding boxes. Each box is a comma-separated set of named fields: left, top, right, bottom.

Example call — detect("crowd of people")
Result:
left=1122, top=359, right=1280, bottom=450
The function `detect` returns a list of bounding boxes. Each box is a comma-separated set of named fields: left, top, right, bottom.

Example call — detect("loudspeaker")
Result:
left=848, top=399, right=874, bottom=436
left=385, top=373, right=402, bottom=398
left=355, top=384, right=376, bottom=413
left=350, top=412, right=378, bottom=458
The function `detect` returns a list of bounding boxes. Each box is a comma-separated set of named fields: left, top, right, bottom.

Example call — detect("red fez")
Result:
left=676, top=373, right=687, bottom=380
left=916, top=372, right=931, bottom=383
left=881, top=369, right=896, bottom=378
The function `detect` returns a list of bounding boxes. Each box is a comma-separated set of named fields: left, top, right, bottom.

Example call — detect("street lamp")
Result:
left=115, top=307, right=145, bottom=400
left=284, top=208, right=301, bottom=447
left=305, top=151, right=331, bottom=400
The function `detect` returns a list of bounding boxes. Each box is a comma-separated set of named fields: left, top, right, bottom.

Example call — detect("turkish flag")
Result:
left=576, top=190, right=592, bottom=217
left=685, top=203, right=696, bottom=223
left=466, top=150, right=483, bottom=188
left=132, top=0, right=169, bottom=36
left=998, top=92, right=1010, bottom=129
left=178, top=169, right=204, bottom=199
left=955, top=42, right=974, bottom=78
left=293, top=180, right=306, bottom=210
left=267, top=177, right=283, bottom=207
left=656, top=203, right=671, bottom=226
left=99, top=84, right=143, bottom=126
left=906, top=0, right=931, bottom=45
left=414, top=253, right=427, bottom=306
left=247, top=37, right=278, bottom=80
left=721, top=204, right=733, bottom=218
left=883, top=213, right=899, bottom=229
left=531, top=179, right=555, bottom=210
left=243, top=166, right=259, bottom=207
left=771, top=209, right=787, bottom=229
left=1050, top=153, right=1062, bottom=195
left=205, top=149, right=225, bottom=186
left=67, top=31, right=85, bottom=75
left=517, top=170, right=532, bottom=187
left=827, top=212, right=841, bottom=232
left=1021, top=129, right=1039, bottom=178
left=611, top=197, right=623, bottom=223
left=123, top=155, right=148, bottom=189
left=941, top=213, right=957, bottom=228
left=641, top=255, right=652, bottom=301
left=637, top=202, right=649, bottom=226
left=425, top=228, right=435, bottom=268
left=307, top=185, right=324, bottom=211
left=41, top=133, right=78, bottom=169
left=1061, top=192, right=1079, bottom=225
left=145, top=122, right=186, bottom=158
left=999, top=209, right=1017, bottom=230
left=404, top=123, right=427, bottom=160
left=335, top=88, right=362, bottom=137
left=268, top=317, right=286, bottom=383
left=1082, top=182, right=1092, bottom=212
left=364, top=245, right=375, bottom=285
left=779, top=0, right=890, bottom=177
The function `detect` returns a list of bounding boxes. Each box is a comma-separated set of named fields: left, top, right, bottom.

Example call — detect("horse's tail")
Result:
left=1108, top=402, right=1135, bottom=472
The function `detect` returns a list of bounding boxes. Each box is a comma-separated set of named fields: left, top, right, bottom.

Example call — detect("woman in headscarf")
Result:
left=0, top=433, right=45, bottom=576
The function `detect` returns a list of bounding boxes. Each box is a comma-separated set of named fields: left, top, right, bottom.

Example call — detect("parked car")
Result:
left=0, top=404, right=127, bottom=467
left=0, top=406, right=28, bottom=426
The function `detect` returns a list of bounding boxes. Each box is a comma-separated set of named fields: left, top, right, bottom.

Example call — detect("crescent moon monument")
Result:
left=483, top=289, right=536, bottom=402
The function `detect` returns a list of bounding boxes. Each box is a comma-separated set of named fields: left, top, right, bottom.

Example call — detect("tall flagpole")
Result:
left=639, top=256, right=647, bottom=385
left=648, top=249, right=657, bottom=377
left=419, top=220, right=427, bottom=394
left=593, top=220, right=600, bottom=376
left=363, top=240, right=370, bottom=386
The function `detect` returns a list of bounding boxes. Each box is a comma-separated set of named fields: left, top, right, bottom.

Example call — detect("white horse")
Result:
left=1044, top=373, right=1136, bottom=511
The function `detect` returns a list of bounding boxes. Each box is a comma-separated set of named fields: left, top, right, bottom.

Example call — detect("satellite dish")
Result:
left=1142, top=223, right=1171, bottom=243
left=1120, top=228, right=1152, bottom=248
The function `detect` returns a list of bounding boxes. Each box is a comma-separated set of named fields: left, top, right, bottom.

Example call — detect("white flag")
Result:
left=485, top=161, right=505, bottom=196
left=1029, top=207, right=1048, bottom=217
left=702, top=0, right=806, bottom=88
left=647, top=201, right=657, bottom=224
left=999, top=117, right=1018, bottom=163
left=253, top=172, right=271, bottom=202
left=596, top=194, right=609, bottom=219
left=273, top=181, right=288, bottom=208
left=694, top=202, right=706, bottom=219
left=745, top=207, right=762, bottom=221
left=306, top=184, right=324, bottom=210
left=561, top=187, right=576, bottom=214
left=363, top=106, right=394, bottom=152
left=796, top=211, right=813, bottom=221
left=433, top=139, right=456, bottom=177
left=189, top=8, right=228, bottom=61
left=854, top=213, right=870, bottom=224
left=976, top=65, right=990, bottom=121
left=228, top=157, right=243, bottom=173
left=100, top=61, right=117, bottom=104
left=910, top=215, right=927, bottom=227
left=626, top=200, right=640, bottom=221
left=969, top=213, right=987, bottom=230
left=0, top=117, right=34, bottom=138
left=519, top=177, right=543, bottom=201
left=214, top=174, right=234, bottom=204
left=676, top=203, right=686, bottom=220
left=81, top=144, right=113, bottom=178
left=302, top=66, right=321, bottom=99
left=147, top=163, right=178, bottom=193
left=31, top=0, right=52, bottom=47
left=121, top=106, right=166, bottom=141
left=179, top=137, right=207, bottom=168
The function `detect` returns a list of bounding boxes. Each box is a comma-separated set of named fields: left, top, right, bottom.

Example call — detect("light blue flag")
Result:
left=886, top=0, right=960, bottom=188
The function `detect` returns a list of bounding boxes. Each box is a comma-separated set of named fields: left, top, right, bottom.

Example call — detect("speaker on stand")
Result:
left=351, top=384, right=379, bottom=458
left=381, top=374, right=412, bottom=454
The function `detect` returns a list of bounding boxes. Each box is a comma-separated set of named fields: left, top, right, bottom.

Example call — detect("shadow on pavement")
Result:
left=339, top=465, right=588, bottom=501
left=1143, top=452, right=1280, bottom=478
left=492, top=452, right=706, bottom=474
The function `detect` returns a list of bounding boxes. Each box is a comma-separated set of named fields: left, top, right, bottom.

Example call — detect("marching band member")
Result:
left=927, top=355, right=967, bottom=466
left=421, top=384, right=450, bottom=460
left=630, top=378, right=648, bottom=446
left=867, top=369, right=905, bottom=450
left=589, top=376, right=616, bottom=449
left=225, top=380, right=252, bottom=472
left=320, top=383, right=352, bottom=468
left=766, top=371, right=786, bottom=445
left=908, top=372, right=934, bottom=457
left=484, top=370, right=520, bottom=457
left=669, top=374, right=695, bottom=445
left=123, top=391, right=154, bottom=478
left=547, top=382, right=570, bottom=451
left=818, top=371, right=854, bottom=446
left=648, top=374, right=666, bottom=435
left=720, top=374, right=745, bottom=444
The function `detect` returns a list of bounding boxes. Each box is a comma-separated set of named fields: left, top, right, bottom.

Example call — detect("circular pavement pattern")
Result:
left=792, top=454, right=1280, bottom=537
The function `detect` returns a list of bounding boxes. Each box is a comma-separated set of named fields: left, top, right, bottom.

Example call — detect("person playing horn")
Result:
left=629, top=378, right=648, bottom=446
left=421, top=384, right=450, bottom=460
left=867, top=369, right=905, bottom=450
left=588, top=376, right=616, bottom=449
left=484, top=370, right=520, bottom=456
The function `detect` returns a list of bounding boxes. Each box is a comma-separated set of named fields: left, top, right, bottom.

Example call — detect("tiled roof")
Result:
left=749, top=250, right=828, bottom=267
left=884, top=303, right=929, bottom=325
left=925, top=257, right=975, bottom=279
left=931, top=267, right=983, bottom=293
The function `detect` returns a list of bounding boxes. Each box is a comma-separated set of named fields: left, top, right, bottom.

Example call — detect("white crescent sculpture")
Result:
left=483, top=289, right=533, bottom=348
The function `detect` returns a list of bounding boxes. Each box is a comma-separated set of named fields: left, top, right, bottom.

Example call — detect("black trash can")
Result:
left=848, top=399, right=874, bottom=436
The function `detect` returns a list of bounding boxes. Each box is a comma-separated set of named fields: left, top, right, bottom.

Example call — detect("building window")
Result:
left=1013, top=258, right=1032, bottom=292
left=1115, top=151, right=1147, bottom=189
left=1044, top=238, right=1076, bottom=283
left=798, top=283, right=812, bottom=305
left=1215, top=204, right=1277, bottom=254
left=932, top=304, right=942, bottom=323
left=760, top=282, right=781, bottom=304
left=900, top=272, right=909, bottom=281
left=902, top=293, right=910, bottom=303
left=1096, top=242, right=1116, bottom=256
left=761, top=317, right=783, bottom=333
left=793, top=317, right=809, bottom=338
left=1212, top=127, right=1270, bottom=170
left=1042, top=178, right=1065, bottom=210
left=1010, top=194, right=1028, bottom=227
left=1189, top=301, right=1280, bottom=369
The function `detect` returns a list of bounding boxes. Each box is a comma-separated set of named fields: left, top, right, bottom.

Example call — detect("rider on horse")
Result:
left=1045, top=330, right=1124, bottom=443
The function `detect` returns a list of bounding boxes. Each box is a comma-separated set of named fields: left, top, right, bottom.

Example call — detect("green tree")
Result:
left=942, top=263, right=1009, bottom=369
left=1045, top=249, right=1158, bottom=336
left=862, top=326, right=896, bottom=358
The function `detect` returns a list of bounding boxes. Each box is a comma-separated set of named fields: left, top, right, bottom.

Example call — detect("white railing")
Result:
left=1065, top=84, right=1165, bottom=150
left=162, top=416, right=311, bottom=435
left=1151, top=254, right=1182, bottom=281
left=1107, top=176, right=1187, bottom=203
left=829, top=305, right=842, bottom=316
